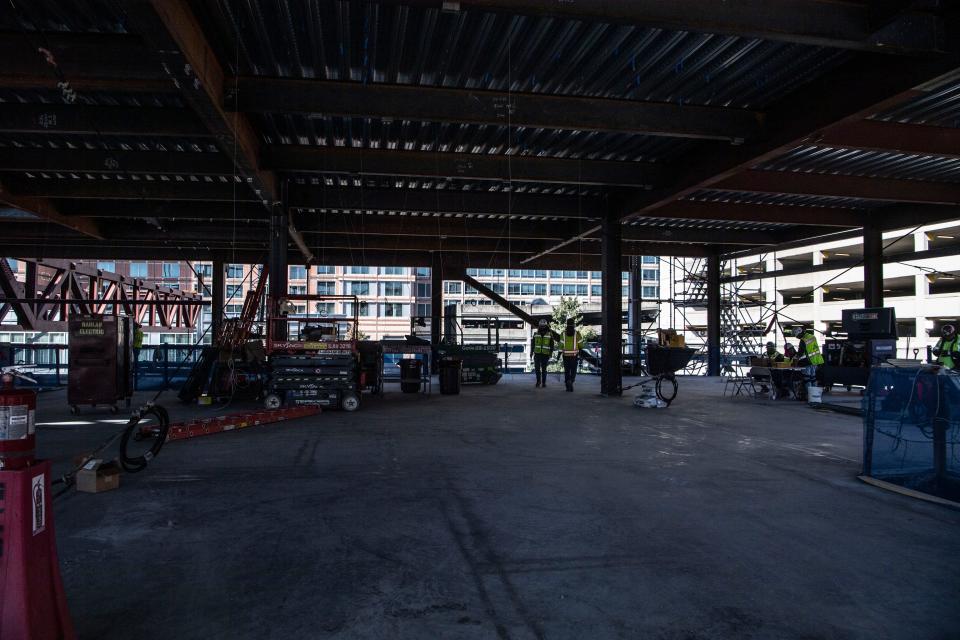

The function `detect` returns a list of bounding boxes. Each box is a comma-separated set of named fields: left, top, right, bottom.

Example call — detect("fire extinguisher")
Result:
left=0, top=369, right=38, bottom=470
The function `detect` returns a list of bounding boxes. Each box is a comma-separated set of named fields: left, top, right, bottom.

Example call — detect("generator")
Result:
left=264, top=295, right=363, bottom=411
left=67, top=315, right=133, bottom=414
left=822, top=308, right=898, bottom=392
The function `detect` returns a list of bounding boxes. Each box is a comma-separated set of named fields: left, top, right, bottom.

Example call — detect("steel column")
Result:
left=706, top=252, right=721, bottom=377
left=430, top=254, right=443, bottom=346
left=629, top=261, right=643, bottom=375
left=863, top=220, right=884, bottom=308
left=269, top=202, right=289, bottom=339
left=211, top=259, right=224, bottom=341
left=601, top=211, right=622, bottom=396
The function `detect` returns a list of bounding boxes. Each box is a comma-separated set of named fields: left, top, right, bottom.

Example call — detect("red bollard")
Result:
left=0, top=460, right=76, bottom=640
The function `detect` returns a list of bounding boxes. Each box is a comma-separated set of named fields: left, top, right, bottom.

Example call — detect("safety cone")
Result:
left=0, top=460, right=76, bottom=639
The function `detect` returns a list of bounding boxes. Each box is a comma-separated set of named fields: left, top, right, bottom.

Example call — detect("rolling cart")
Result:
left=622, top=345, right=697, bottom=405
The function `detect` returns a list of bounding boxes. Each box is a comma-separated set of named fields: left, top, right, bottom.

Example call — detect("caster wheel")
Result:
left=341, top=392, right=360, bottom=412
left=264, top=393, right=282, bottom=410
left=69, top=405, right=79, bottom=415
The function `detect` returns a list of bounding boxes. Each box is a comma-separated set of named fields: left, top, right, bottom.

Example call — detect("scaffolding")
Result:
left=655, top=254, right=778, bottom=373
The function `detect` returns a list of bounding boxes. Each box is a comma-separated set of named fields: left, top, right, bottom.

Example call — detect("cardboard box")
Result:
left=668, top=335, right=686, bottom=348
left=76, top=459, right=121, bottom=494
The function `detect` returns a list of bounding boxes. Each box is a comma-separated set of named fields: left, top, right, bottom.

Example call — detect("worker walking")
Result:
left=561, top=317, right=584, bottom=392
left=932, top=324, right=960, bottom=370
left=531, top=319, right=556, bottom=387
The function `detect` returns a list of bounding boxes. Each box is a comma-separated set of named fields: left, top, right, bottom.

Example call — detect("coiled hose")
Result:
left=119, top=403, right=170, bottom=473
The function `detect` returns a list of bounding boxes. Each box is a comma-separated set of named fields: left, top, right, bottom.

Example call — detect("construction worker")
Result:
left=794, top=326, right=824, bottom=391
left=133, top=322, right=144, bottom=361
left=531, top=319, right=556, bottom=387
left=765, top=341, right=783, bottom=362
left=784, top=342, right=797, bottom=361
left=932, top=324, right=960, bottom=370
left=561, top=317, right=584, bottom=392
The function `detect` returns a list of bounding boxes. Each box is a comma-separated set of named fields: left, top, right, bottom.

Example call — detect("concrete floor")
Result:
left=36, top=374, right=960, bottom=640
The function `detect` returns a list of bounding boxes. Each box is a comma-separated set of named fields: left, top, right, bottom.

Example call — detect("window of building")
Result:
left=382, top=303, right=406, bottom=317
left=591, top=271, right=601, bottom=279
left=315, top=302, right=335, bottom=316
left=227, top=264, right=244, bottom=278
left=466, top=268, right=478, bottom=276
left=289, top=266, right=307, bottom=280
left=416, top=283, right=431, bottom=298
left=348, top=266, right=370, bottom=274
left=444, top=282, right=462, bottom=294
left=416, top=303, right=431, bottom=318
left=225, top=304, right=243, bottom=316
left=315, top=265, right=335, bottom=274
left=130, top=262, right=148, bottom=278
left=642, top=269, right=658, bottom=281
left=97, top=261, right=115, bottom=272
left=508, top=270, right=521, bottom=278
left=576, top=271, right=588, bottom=279
left=162, top=262, right=180, bottom=278
left=381, top=266, right=406, bottom=275
left=315, top=281, right=336, bottom=295
left=642, top=255, right=658, bottom=264
left=550, top=284, right=562, bottom=295
left=289, top=285, right=307, bottom=295
left=415, top=267, right=430, bottom=277
left=508, top=283, right=521, bottom=295
left=591, top=285, right=601, bottom=296
left=346, top=281, right=370, bottom=296
left=642, top=286, right=659, bottom=299
left=550, top=270, right=564, bottom=278
left=481, top=282, right=504, bottom=294
left=5, top=258, right=17, bottom=271
left=383, top=282, right=405, bottom=296
left=226, top=284, right=244, bottom=298
left=344, top=302, right=371, bottom=317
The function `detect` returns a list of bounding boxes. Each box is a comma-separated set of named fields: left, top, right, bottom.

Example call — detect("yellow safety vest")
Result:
left=533, top=333, right=554, bottom=355
left=562, top=331, right=583, bottom=355
left=133, top=328, right=144, bottom=349
left=800, top=332, right=824, bottom=366
left=936, top=336, right=958, bottom=369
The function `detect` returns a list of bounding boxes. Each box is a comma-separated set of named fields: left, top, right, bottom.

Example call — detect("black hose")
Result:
left=119, top=403, right=170, bottom=473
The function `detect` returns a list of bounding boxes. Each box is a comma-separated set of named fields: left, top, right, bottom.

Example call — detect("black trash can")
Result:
left=439, top=357, right=462, bottom=395
left=399, top=358, right=422, bottom=393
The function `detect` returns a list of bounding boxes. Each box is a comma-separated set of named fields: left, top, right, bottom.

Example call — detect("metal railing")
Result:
left=2, top=343, right=205, bottom=391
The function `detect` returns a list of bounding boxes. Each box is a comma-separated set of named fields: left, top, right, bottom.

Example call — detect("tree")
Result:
left=550, top=296, right=583, bottom=335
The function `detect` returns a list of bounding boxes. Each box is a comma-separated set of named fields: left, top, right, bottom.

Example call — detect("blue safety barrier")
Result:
left=862, top=366, right=960, bottom=502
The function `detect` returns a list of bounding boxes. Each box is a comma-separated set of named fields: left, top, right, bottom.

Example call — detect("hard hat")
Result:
left=792, top=326, right=803, bottom=338
left=943, top=324, right=956, bottom=338
left=538, top=319, right=548, bottom=328
left=766, top=341, right=775, bottom=348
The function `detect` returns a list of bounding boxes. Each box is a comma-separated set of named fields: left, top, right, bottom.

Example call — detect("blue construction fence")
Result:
left=3, top=343, right=204, bottom=391
left=862, top=366, right=960, bottom=502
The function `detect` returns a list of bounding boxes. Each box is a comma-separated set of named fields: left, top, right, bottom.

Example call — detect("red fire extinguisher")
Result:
left=0, top=370, right=37, bottom=470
